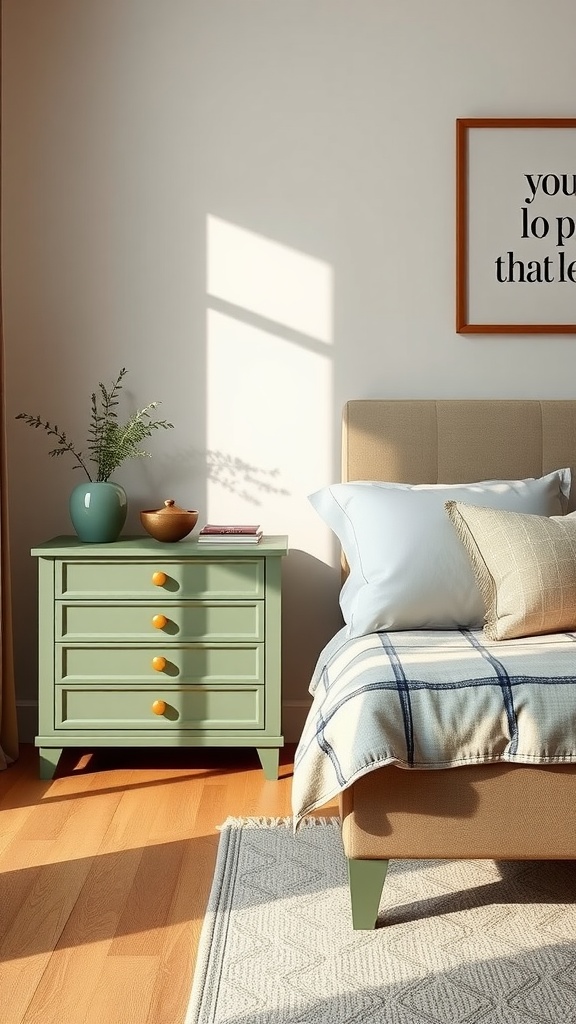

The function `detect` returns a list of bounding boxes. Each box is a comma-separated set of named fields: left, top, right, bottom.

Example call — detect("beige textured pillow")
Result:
left=445, top=501, right=576, bottom=641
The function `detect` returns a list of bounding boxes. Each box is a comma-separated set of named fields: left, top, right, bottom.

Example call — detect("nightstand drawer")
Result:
left=55, top=685, right=264, bottom=730
left=57, top=558, right=265, bottom=600
left=56, top=643, right=265, bottom=685
left=56, top=601, right=264, bottom=642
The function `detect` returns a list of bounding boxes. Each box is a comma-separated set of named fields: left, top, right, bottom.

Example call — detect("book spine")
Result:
left=197, top=536, right=261, bottom=542
left=200, top=527, right=260, bottom=536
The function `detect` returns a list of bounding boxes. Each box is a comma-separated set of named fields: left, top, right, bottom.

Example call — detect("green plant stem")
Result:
left=16, top=368, right=173, bottom=482
left=14, top=415, right=93, bottom=480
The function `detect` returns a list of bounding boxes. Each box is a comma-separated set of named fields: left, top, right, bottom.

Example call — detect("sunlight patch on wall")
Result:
left=206, top=216, right=334, bottom=558
left=207, top=215, right=333, bottom=344
left=206, top=309, right=332, bottom=558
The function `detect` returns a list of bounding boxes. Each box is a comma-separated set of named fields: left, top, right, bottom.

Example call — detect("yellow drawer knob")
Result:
left=152, top=656, right=167, bottom=672
left=152, top=614, right=168, bottom=630
left=151, top=699, right=167, bottom=716
left=152, top=571, right=167, bottom=587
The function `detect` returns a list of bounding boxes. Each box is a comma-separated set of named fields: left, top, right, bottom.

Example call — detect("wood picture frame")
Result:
left=456, top=117, right=576, bottom=334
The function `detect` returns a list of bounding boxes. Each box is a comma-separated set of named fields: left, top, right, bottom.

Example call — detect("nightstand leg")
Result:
left=38, top=747, right=62, bottom=780
left=256, top=747, right=280, bottom=780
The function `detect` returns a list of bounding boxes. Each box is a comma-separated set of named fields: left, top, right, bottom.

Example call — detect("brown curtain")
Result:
left=0, top=341, right=17, bottom=770
left=0, top=23, right=18, bottom=770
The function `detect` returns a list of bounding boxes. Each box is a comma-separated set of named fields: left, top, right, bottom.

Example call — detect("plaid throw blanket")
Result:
left=292, top=626, right=576, bottom=825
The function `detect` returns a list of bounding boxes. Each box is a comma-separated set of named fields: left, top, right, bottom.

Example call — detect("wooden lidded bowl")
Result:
left=140, top=499, right=199, bottom=542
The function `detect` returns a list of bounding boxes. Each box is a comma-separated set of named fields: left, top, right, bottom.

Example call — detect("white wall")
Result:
left=3, top=0, right=576, bottom=742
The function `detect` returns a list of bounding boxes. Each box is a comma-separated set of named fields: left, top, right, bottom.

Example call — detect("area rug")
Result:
left=185, top=817, right=576, bottom=1024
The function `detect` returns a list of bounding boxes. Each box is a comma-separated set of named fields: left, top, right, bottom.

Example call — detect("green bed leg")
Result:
left=347, top=857, right=389, bottom=929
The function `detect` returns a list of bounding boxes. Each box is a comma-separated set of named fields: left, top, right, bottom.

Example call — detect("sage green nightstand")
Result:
left=31, top=535, right=288, bottom=781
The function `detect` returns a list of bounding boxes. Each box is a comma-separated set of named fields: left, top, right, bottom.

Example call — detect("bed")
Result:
left=292, top=399, right=576, bottom=928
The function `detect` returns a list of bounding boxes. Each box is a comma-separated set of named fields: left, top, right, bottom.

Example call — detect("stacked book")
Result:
left=197, top=524, right=263, bottom=544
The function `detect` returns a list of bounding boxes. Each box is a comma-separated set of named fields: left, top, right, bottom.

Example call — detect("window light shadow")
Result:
left=207, top=215, right=333, bottom=344
left=205, top=215, right=334, bottom=550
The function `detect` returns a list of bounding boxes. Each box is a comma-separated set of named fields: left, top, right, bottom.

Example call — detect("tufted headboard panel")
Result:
left=342, top=399, right=576, bottom=511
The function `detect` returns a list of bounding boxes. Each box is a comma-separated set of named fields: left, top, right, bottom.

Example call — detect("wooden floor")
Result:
left=0, top=743, right=336, bottom=1024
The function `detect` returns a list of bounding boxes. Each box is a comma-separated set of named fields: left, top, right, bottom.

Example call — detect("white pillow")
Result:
left=308, top=470, right=571, bottom=636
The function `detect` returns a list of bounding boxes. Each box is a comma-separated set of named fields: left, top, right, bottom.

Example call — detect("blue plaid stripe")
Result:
left=462, top=629, right=519, bottom=754
left=316, top=711, right=347, bottom=787
left=379, top=632, right=415, bottom=765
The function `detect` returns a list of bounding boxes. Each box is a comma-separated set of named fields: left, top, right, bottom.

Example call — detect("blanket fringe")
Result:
left=217, top=815, right=340, bottom=831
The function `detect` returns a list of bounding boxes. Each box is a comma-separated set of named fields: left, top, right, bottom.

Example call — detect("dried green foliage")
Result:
left=16, top=367, right=174, bottom=482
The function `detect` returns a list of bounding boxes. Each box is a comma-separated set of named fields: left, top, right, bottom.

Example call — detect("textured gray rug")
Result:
left=186, top=817, right=576, bottom=1024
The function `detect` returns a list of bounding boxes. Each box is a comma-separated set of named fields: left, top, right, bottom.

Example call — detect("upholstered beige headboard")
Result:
left=342, top=400, right=576, bottom=511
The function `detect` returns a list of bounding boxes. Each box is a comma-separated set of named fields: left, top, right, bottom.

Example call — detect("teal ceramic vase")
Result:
left=69, top=481, right=128, bottom=543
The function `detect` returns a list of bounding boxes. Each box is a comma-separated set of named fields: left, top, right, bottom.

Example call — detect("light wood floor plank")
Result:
left=82, top=955, right=158, bottom=1024
left=0, top=744, right=333, bottom=1024
left=146, top=835, right=217, bottom=1023
left=1, top=958, right=51, bottom=1024
left=21, top=940, right=113, bottom=1024
left=22, top=823, right=148, bottom=1023
left=109, top=838, right=187, bottom=956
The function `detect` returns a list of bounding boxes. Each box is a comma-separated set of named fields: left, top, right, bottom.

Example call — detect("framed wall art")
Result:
left=456, top=117, right=576, bottom=334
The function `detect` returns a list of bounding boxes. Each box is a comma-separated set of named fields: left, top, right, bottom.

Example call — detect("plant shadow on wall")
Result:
left=16, top=367, right=174, bottom=542
left=204, top=449, right=290, bottom=505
